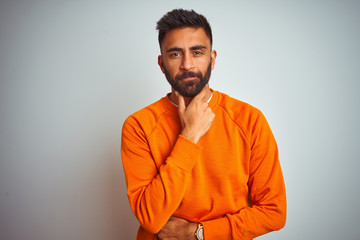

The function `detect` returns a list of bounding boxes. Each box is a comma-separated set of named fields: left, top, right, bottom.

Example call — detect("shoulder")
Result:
left=216, top=91, right=264, bottom=123
left=122, top=97, right=169, bottom=135
left=215, top=91, right=270, bottom=139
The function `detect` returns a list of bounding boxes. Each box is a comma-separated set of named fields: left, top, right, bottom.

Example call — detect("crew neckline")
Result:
left=161, top=89, right=220, bottom=112
left=169, top=91, right=213, bottom=107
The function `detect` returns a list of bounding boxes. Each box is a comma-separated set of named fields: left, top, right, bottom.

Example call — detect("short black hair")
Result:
left=156, top=9, right=213, bottom=50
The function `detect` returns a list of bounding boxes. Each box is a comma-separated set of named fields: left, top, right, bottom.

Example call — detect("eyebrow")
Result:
left=166, top=47, right=182, bottom=53
left=165, top=45, right=207, bottom=53
left=190, top=45, right=207, bottom=51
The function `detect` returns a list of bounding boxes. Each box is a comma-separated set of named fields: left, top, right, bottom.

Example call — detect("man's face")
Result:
left=158, top=27, right=217, bottom=97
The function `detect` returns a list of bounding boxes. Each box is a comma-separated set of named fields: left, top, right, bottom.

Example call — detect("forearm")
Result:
left=128, top=159, right=193, bottom=233
left=201, top=200, right=286, bottom=240
left=201, top=161, right=286, bottom=239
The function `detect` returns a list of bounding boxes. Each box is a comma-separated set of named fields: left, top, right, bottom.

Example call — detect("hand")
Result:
left=157, top=216, right=197, bottom=240
left=177, top=86, right=215, bottom=144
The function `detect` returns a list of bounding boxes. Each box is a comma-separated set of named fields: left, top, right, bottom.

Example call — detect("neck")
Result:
left=169, top=86, right=212, bottom=107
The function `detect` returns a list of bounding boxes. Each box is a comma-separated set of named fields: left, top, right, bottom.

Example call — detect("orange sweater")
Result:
left=121, top=90, right=286, bottom=240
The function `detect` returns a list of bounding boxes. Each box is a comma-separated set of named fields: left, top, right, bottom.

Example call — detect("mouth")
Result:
left=176, top=71, right=199, bottom=82
left=181, top=76, right=197, bottom=81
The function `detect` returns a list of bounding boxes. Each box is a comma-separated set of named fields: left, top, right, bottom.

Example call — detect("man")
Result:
left=121, top=9, right=286, bottom=240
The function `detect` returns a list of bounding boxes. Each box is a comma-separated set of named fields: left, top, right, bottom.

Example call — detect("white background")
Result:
left=1, top=0, right=359, bottom=239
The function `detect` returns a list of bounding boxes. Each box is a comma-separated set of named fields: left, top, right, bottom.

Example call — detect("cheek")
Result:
left=198, top=60, right=211, bottom=71
left=166, top=59, right=181, bottom=68
left=165, top=62, right=181, bottom=75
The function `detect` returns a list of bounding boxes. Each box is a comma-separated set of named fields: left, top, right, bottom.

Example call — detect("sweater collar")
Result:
left=161, top=89, right=219, bottom=112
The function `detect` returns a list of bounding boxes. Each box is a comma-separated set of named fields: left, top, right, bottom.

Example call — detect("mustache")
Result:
left=175, top=71, right=202, bottom=81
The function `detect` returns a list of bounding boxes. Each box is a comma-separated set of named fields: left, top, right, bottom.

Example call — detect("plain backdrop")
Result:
left=1, top=0, right=359, bottom=239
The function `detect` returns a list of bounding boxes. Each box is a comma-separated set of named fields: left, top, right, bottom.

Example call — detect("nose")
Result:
left=180, top=52, right=194, bottom=71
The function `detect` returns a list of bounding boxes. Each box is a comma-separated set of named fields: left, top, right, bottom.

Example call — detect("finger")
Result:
left=201, top=101, right=208, bottom=110
left=177, top=92, right=186, bottom=114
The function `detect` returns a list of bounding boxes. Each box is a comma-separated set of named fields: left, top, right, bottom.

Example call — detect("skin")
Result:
left=158, top=27, right=217, bottom=144
left=158, top=27, right=217, bottom=107
left=157, top=27, right=217, bottom=239
left=157, top=216, right=197, bottom=240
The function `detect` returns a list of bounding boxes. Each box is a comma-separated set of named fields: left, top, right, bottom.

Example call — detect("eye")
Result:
left=193, top=51, right=203, bottom=55
left=170, top=52, right=181, bottom=57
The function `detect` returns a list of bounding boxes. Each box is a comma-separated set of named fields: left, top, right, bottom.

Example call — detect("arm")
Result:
left=158, top=110, right=286, bottom=239
left=121, top=88, right=215, bottom=234
left=122, top=124, right=201, bottom=234
left=201, top=111, right=286, bottom=240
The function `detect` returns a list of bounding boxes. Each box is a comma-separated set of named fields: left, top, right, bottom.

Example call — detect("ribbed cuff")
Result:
left=201, top=216, right=232, bottom=240
left=166, top=135, right=203, bottom=173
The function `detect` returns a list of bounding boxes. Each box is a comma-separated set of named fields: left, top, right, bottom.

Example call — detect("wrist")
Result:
left=194, top=223, right=204, bottom=240
left=181, top=129, right=200, bottom=144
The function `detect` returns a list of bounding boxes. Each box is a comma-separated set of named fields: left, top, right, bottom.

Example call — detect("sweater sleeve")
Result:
left=121, top=115, right=203, bottom=234
left=201, top=111, right=286, bottom=240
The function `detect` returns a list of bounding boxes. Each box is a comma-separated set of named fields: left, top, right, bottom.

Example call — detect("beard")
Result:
left=163, top=60, right=212, bottom=97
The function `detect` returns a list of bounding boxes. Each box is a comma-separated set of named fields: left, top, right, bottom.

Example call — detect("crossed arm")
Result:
left=121, top=87, right=286, bottom=239
left=156, top=89, right=214, bottom=240
left=122, top=87, right=214, bottom=238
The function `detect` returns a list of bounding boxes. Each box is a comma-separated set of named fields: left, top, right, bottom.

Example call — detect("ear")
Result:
left=158, top=55, right=165, bottom=74
left=210, top=50, right=217, bottom=70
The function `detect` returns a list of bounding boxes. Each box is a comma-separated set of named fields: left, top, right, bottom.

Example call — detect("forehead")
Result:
left=161, top=27, right=210, bottom=51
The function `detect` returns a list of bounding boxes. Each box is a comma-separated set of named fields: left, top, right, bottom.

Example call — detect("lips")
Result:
left=182, top=76, right=198, bottom=81
left=176, top=72, right=201, bottom=81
